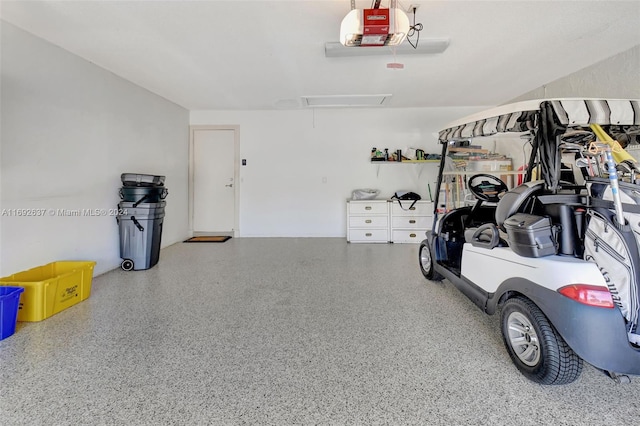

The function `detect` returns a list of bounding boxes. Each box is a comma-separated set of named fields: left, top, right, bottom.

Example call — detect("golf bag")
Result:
left=584, top=178, right=640, bottom=345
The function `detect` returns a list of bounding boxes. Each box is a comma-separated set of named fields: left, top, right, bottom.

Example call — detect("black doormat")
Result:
left=184, top=236, right=231, bottom=243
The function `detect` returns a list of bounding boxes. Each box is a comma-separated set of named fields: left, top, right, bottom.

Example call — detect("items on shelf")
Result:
left=370, top=147, right=440, bottom=162
left=438, top=141, right=516, bottom=212
left=351, top=188, right=380, bottom=200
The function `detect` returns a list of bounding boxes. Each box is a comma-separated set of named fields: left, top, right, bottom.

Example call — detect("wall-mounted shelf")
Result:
left=371, top=159, right=439, bottom=178
left=442, top=170, right=523, bottom=176
left=448, top=147, right=490, bottom=154
left=370, top=160, right=440, bottom=164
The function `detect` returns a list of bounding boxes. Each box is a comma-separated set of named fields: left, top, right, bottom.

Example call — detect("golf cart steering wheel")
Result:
left=468, top=174, right=509, bottom=203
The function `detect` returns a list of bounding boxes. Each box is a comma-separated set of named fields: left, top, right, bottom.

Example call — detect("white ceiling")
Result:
left=1, top=0, right=639, bottom=110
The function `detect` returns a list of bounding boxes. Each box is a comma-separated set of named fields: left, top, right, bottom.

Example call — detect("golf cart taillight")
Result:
left=558, top=285, right=615, bottom=308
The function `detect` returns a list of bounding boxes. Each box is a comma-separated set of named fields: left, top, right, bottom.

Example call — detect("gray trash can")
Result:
left=117, top=201, right=166, bottom=271
left=118, top=174, right=167, bottom=271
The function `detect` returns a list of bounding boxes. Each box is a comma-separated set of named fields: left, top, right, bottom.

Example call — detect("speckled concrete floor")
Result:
left=0, top=238, right=637, bottom=425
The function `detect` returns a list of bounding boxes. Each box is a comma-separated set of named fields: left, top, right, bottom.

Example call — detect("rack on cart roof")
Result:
left=432, top=98, right=640, bottom=215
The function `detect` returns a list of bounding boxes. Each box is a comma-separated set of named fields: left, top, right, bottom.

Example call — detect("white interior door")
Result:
left=192, top=128, right=237, bottom=234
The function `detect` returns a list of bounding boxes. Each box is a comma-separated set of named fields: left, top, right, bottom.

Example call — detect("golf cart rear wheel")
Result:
left=121, top=259, right=134, bottom=271
left=501, top=297, right=582, bottom=385
left=419, top=240, right=442, bottom=281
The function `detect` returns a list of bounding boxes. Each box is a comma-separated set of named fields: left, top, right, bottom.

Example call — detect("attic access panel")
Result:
left=301, top=94, right=392, bottom=107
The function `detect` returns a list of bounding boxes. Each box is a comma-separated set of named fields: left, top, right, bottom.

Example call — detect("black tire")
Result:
left=419, top=240, right=443, bottom=281
left=121, top=259, right=134, bottom=271
left=501, top=297, right=582, bottom=385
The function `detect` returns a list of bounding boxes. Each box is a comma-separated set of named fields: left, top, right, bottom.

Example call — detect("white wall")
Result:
left=0, top=22, right=189, bottom=276
left=509, top=45, right=640, bottom=102
left=190, top=106, right=483, bottom=237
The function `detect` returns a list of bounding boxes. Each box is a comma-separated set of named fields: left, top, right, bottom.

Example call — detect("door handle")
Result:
left=225, top=184, right=233, bottom=187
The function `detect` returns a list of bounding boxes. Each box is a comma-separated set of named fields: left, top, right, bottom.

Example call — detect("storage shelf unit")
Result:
left=346, top=200, right=434, bottom=244
left=346, top=200, right=389, bottom=243
left=442, top=170, right=524, bottom=176
left=390, top=200, right=434, bottom=244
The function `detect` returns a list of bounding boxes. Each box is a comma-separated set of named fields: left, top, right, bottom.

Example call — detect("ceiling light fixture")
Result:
left=324, top=38, right=450, bottom=57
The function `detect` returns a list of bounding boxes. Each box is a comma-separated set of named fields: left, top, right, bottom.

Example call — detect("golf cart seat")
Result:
left=495, top=180, right=545, bottom=229
left=464, top=181, right=545, bottom=249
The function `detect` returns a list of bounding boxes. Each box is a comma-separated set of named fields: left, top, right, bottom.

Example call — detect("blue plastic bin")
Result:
left=0, top=286, right=24, bottom=340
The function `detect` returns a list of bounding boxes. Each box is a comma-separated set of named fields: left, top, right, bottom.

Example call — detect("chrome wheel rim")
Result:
left=507, top=311, right=541, bottom=367
left=420, top=244, right=432, bottom=275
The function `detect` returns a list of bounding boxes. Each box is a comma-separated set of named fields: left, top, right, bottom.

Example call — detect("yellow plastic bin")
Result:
left=0, top=261, right=96, bottom=322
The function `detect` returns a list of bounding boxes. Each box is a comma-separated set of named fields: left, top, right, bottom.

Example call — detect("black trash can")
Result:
left=119, top=186, right=168, bottom=205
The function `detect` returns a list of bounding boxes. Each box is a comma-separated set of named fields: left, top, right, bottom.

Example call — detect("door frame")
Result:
left=189, top=125, right=240, bottom=237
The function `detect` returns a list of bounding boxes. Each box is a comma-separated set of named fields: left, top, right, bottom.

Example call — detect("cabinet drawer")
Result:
left=349, top=229, right=389, bottom=242
left=348, top=201, right=388, bottom=215
left=390, top=201, right=433, bottom=216
left=391, top=216, right=432, bottom=229
left=349, top=216, right=388, bottom=228
left=391, top=229, right=426, bottom=243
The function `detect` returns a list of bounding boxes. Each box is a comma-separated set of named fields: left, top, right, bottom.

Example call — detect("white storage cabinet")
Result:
left=389, top=200, right=434, bottom=244
left=346, top=200, right=389, bottom=243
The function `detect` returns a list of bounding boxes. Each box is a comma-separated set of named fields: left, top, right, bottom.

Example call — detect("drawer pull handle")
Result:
left=365, top=233, right=372, bottom=237
left=365, top=206, right=372, bottom=210
left=410, top=233, right=417, bottom=238
left=409, top=220, right=416, bottom=224
left=365, top=219, right=372, bottom=223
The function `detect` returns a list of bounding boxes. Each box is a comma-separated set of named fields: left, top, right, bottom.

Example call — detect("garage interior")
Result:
left=1, top=1, right=639, bottom=424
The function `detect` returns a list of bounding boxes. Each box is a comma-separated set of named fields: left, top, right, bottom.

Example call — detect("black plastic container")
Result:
left=503, top=213, right=557, bottom=258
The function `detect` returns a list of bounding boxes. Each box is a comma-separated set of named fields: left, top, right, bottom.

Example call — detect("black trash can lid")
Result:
left=121, top=173, right=165, bottom=187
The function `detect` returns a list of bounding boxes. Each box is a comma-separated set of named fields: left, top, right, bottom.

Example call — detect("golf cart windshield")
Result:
left=433, top=99, right=640, bottom=217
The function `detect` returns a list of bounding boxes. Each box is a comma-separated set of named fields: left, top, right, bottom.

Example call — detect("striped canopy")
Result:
left=438, top=99, right=640, bottom=142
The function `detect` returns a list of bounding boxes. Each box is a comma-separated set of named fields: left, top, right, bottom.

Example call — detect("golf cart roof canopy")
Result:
left=438, top=98, right=640, bottom=143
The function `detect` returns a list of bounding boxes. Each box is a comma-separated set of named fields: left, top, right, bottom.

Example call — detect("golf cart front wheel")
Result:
left=501, top=297, right=582, bottom=385
left=419, top=240, right=442, bottom=281
left=121, top=259, right=134, bottom=271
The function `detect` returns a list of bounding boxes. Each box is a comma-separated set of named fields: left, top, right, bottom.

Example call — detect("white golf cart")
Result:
left=419, top=99, right=640, bottom=384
